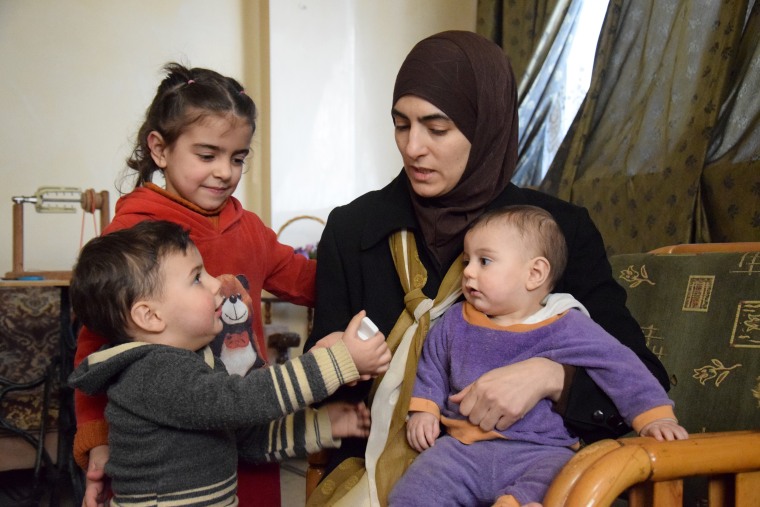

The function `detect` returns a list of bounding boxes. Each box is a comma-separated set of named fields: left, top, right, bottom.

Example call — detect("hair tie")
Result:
left=239, top=89, right=246, bottom=96
left=187, top=79, right=195, bottom=85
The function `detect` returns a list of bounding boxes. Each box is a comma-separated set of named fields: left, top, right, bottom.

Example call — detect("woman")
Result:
left=304, top=30, right=668, bottom=506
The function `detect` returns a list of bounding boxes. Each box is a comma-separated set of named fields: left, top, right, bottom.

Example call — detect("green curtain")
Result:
left=511, top=0, right=581, bottom=187
left=701, top=3, right=760, bottom=243
left=477, top=0, right=560, bottom=84
left=540, top=0, right=758, bottom=253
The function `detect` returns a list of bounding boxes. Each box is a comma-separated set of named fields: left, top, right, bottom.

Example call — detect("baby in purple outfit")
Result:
left=389, top=205, right=687, bottom=507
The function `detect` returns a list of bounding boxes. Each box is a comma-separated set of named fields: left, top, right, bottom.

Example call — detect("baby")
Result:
left=390, top=205, right=687, bottom=507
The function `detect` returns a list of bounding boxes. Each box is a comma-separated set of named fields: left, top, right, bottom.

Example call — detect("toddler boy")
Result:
left=69, top=220, right=391, bottom=506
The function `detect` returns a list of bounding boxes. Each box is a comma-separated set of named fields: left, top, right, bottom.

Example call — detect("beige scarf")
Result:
left=307, top=230, right=463, bottom=506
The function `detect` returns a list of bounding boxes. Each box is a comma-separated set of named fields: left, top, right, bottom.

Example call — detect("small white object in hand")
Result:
left=357, top=316, right=379, bottom=341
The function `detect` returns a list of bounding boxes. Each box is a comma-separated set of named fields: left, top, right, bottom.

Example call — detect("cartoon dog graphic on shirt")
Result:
left=212, top=274, right=266, bottom=376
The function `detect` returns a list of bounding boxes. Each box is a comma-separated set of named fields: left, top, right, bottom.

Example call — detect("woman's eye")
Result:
left=394, top=123, right=410, bottom=131
left=429, top=128, right=447, bottom=136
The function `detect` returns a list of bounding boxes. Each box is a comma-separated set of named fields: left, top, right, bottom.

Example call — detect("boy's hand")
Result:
left=406, top=411, right=440, bottom=452
left=326, top=401, right=371, bottom=438
left=311, top=331, right=342, bottom=350
left=341, top=311, right=391, bottom=378
left=640, top=418, right=689, bottom=441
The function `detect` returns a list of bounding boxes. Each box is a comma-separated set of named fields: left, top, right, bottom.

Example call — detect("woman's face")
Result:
left=392, top=95, right=471, bottom=198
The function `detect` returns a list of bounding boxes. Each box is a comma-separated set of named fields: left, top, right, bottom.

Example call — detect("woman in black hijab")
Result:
left=304, top=30, right=667, bottom=506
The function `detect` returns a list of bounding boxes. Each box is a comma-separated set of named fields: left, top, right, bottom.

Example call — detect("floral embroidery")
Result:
left=693, top=359, right=742, bottom=387
left=619, top=265, right=655, bottom=287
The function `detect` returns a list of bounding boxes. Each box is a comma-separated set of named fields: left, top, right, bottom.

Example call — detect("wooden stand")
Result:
left=5, top=189, right=110, bottom=280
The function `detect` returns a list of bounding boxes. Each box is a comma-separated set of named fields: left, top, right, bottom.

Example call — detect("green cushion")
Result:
left=609, top=251, right=760, bottom=433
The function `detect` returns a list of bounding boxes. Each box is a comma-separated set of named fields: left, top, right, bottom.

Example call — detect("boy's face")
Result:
left=462, top=222, right=537, bottom=320
left=147, top=246, right=224, bottom=351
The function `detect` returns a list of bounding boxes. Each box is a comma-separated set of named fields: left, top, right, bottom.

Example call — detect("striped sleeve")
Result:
left=265, top=340, right=359, bottom=417
left=236, top=407, right=339, bottom=463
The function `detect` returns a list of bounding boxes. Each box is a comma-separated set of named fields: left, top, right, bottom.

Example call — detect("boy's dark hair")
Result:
left=70, top=220, right=193, bottom=345
left=126, top=62, right=257, bottom=188
left=469, top=205, right=568, bottom=289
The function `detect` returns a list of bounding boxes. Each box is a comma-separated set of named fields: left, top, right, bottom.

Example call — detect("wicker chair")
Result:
left=305, top=242, right=760, bottom=505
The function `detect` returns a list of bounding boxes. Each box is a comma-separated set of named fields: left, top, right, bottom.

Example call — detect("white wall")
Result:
left=269, top=0, right=476, bottom=243
left=266, top=0, right=476, bottom=345
left=1, top=0, right=475, bottom=349
left=1, top=0, right=476, bottom=277
left=0, top=0, right=247, bottom=274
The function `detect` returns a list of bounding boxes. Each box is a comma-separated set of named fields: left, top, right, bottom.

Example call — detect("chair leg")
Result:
left=735, top=471, right=760, bottom=507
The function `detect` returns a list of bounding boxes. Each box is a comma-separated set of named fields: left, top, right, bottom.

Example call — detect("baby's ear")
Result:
left=527, top=257, right=550, bottom=291
left=130, top=300, right=166, bottom=333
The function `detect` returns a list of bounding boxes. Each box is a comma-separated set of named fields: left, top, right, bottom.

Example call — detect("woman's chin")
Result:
left=408, top=180, right=447, bottom=199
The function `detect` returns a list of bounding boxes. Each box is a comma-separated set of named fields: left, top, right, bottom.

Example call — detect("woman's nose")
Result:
left=404, top=126, right=428, bottom=159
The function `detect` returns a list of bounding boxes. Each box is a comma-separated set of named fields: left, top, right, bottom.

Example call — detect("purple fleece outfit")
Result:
left=389, top=301, right=673, bottom=505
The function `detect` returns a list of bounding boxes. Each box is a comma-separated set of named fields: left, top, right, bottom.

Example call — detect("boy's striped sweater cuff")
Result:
left=313, top=406, right=340, bottom=450
left=311, top=340, right=359, bottom=394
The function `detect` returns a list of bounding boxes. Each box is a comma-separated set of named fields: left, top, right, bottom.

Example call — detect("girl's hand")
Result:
left=326, top=401, right=371, bottom=438
left=448, top=358, right=564, bottom=431
left=341, top=311, right=392, bottom=378
left=406, top=411, right=440, bottom=452
left=82, top=445, right=111, bottom=507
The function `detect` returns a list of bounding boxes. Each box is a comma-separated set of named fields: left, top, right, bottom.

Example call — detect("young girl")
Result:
left=73, top=62, right=315, bottom=507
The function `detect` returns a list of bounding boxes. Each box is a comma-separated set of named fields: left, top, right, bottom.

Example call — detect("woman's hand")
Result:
left=82, top=444, right=110, bottom=507
left=448, top=358, right=565, bottom=432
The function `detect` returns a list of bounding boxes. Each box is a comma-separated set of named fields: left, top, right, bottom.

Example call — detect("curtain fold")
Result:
left=540, top=0, right=753, bottom=253
left=477, top=0, right=560, bottom=82
left=700, top=1, right=760, bottom=242
left=511, top=0, right=579, bottom=187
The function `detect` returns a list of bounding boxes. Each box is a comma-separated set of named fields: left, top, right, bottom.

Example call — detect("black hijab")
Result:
left=393, top=30, right=518, bottom=267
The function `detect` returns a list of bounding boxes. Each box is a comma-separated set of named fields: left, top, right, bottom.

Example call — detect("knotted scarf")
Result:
left=307, top=230, right=463, bottom=506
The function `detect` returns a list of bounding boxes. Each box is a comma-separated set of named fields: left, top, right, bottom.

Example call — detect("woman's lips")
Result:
left=408, top=165, right=434, bottom=181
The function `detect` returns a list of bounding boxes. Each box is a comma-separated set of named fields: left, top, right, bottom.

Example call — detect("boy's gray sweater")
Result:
left=69, top=341, right=358, bottom=506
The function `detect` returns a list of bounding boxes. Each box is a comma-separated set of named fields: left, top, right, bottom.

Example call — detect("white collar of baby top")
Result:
left=522, top=293, right=590, bottom=324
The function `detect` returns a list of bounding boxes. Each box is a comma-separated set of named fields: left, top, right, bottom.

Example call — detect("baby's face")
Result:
left=461, top=223, right=536, bottom=319
left=149, top=247, right=224, bottom=351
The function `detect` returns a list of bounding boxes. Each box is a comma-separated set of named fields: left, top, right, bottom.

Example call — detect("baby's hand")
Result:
left=326, top=401, right=371, bottom=438
left=341, top=311, right=391, bottom=379
left=640, top=418, right=689, bottom=441
left=406, top=411, right=440, bottom=452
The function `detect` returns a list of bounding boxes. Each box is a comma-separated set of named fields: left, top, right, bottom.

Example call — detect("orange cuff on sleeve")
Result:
left=408, top=397, right=441, bottom=418
left=631, top=405, right=677, bottom=433
left=73, top=419, right=109, bottom=470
